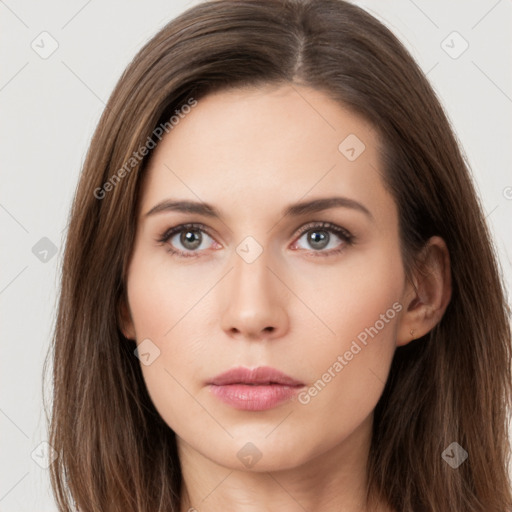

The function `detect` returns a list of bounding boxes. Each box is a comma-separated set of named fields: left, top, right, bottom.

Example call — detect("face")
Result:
left=123, top=83, right=408, bottom=472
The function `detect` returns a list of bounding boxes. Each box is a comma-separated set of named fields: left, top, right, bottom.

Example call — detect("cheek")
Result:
left=126, top=278, right=202, bottom=440
left=293, top=246, right=403, bottom=420
left=293, top=240, right=404, bottom=352
left=126, top=248, right=207, bottom=338
left=125, top=252, right=216, bottom=431
left=127, top=268, right=204, bottom=369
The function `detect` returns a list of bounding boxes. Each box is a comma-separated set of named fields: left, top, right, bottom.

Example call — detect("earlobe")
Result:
left=118, top=297, right=136, bottom=340
left=396, top=236, right=452, bottom=346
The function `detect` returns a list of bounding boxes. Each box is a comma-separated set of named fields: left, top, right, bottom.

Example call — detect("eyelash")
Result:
left=156, top=221, right=355, bottom=259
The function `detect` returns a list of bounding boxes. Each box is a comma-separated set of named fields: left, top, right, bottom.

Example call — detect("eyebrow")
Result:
left=145, top=196, right=373, bottom=221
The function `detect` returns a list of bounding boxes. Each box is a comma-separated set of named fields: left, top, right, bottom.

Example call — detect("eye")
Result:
left=157, top=221, right=354, bottom=259
left=290, top=221, right=354, bottom=257
left=157, top=223, right=219, bottom=258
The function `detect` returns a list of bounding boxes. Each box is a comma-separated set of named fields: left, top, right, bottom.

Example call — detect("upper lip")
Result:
left=208, top=366, right=304, bottom=386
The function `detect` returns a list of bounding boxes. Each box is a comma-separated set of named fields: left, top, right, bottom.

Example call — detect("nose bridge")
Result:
left=231, top=239, right=276, bottom=304
left=219, top=236, right=289, bottom=338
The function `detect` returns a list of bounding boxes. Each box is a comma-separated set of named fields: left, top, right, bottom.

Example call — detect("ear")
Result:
left=396, top=236, right=452, bottom=346
left=117, top=295, right=136, bottom=341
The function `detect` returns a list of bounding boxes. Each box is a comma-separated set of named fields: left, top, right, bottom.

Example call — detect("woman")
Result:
left=44, top=0, right=512, bottom=510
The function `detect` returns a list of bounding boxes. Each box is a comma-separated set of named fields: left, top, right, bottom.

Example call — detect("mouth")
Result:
left=207, top=366, right=304, bottom=411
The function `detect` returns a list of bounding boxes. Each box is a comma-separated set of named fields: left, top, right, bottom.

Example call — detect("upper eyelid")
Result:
left=160, top=222, right=214, bottom=241
left=294, top=221, right=352, bottom=238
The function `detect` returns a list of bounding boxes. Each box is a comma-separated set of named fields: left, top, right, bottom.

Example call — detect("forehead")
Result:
left=140, top=84, right=392, bottom=224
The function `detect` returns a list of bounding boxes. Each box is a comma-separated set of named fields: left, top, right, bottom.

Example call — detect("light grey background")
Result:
left=1, top=0, right=511, bottom=509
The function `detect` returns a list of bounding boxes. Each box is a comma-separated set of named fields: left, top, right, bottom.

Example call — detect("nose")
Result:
left=220, top=249, right=289, bottom=341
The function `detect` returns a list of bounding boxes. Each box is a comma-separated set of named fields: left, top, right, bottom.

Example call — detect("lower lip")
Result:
left=209, top=384, right=302, bottom=411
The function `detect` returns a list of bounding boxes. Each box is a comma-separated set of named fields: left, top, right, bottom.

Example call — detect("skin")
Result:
left=121, top=84, right=451, bottom=512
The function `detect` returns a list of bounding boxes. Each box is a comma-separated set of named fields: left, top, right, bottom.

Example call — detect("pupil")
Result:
left=308, top=230, right=329, bottom=249
left=181, top=230, right=201, bottom=250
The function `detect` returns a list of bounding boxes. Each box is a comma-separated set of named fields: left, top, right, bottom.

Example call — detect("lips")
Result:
left=207, top=366, right=304, bottom=411
left=208, top=366, right=304, bottom=386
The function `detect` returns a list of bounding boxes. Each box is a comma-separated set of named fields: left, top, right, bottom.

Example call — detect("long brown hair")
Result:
left=44, top=0, right=512, bottom=510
